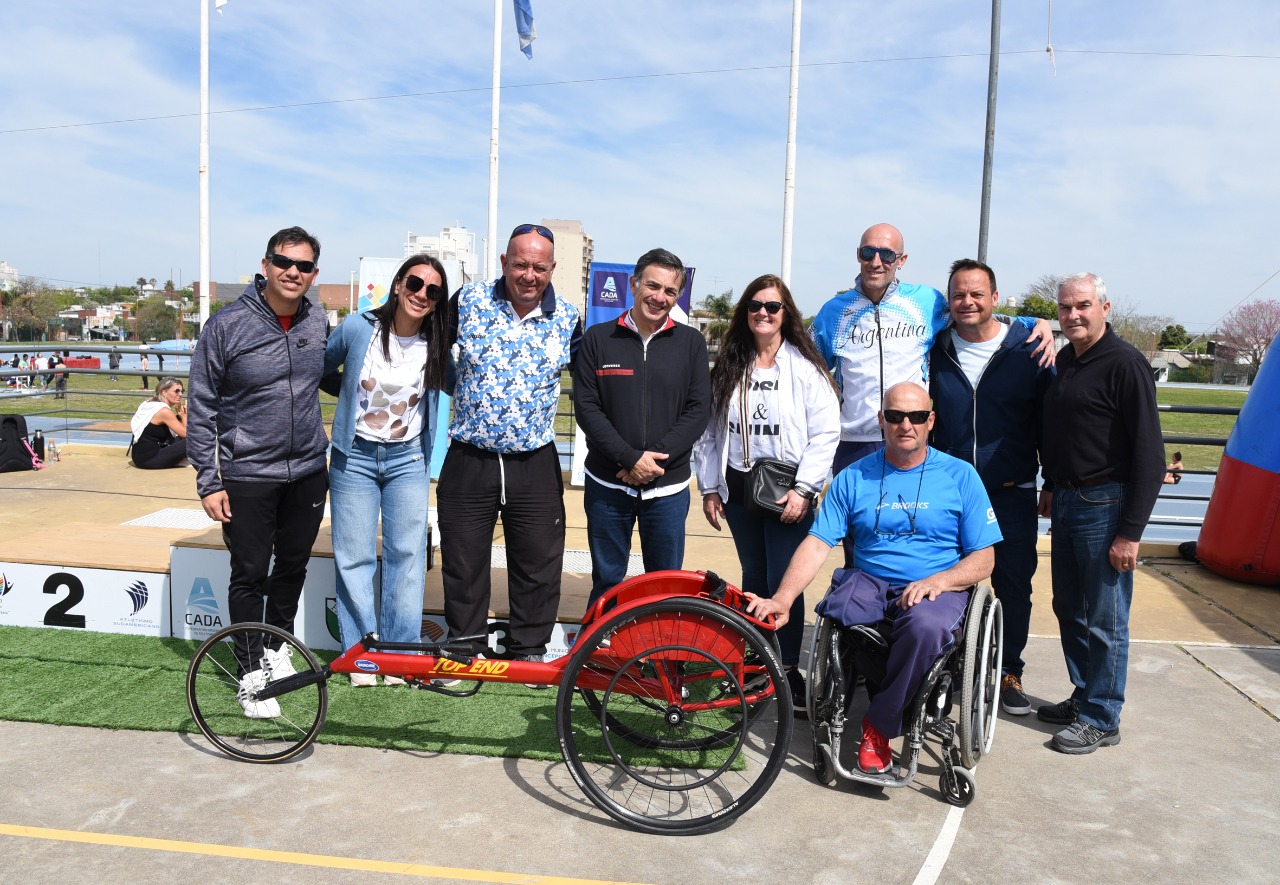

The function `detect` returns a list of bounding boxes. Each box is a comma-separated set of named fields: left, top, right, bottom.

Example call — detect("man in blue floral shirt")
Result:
left=438, top=224, right=582, bottom=668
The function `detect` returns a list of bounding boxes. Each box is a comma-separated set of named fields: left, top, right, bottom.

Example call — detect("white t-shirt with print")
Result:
left=354, top=326, right=429, bottom=442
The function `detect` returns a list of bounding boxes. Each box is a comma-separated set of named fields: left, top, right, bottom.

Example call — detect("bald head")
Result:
left=880, top=382, right=933, bottom=466
left=882, top=381, right=930, bottom=413
left=857, top=223, right=907, bottom=301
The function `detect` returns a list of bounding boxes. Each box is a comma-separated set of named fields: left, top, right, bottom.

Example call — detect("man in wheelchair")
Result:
left=747, top=382, right=1001, bottom=773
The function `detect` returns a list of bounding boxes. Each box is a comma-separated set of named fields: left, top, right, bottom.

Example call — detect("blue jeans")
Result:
left=1050, top=481, right=1132, bottom=732
left=584, top=476, right=690, bottom=606
left=330, top=437, right=431, bottom=649
left=723, top=499, right=813, bottom=665
left=989, top=486, right=1039, bottom=678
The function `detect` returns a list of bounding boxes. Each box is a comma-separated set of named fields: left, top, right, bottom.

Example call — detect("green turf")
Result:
left=0, top=624, right=565, bottom=761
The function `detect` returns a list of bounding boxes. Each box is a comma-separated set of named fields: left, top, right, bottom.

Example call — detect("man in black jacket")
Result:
left=573, top=248, right=711, bottom=607
left=188, top=226, right=330, bottom=718
left=1037, top=272, right=1164, bottom=754
left=929, top=258, right=1054, bottom=717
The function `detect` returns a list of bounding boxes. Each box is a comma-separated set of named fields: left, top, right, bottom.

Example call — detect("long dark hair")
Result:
left=709, top=274, right=836, bottom=422
left=370, top=254, right=450, bottom=391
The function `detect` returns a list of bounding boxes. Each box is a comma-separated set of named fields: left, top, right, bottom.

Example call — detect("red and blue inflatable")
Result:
left=1196, top=332, right=1280, bottom=585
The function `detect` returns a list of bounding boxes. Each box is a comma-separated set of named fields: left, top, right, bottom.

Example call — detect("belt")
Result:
left=1054, top=476, right=1113, bottom=490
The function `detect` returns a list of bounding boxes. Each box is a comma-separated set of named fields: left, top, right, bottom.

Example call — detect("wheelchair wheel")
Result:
left=186, top=623, right=329, bottom=763
left=957, top=585, right=1003, bottom=769
left=556, top=596, right=792, bottom=835
left=806, top=616, right=842, bottom=785
left=942, top=765, right=976, bottom=808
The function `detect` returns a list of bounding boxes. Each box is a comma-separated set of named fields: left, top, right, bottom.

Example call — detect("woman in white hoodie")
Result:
left=694, top=274, right=839, bottom=715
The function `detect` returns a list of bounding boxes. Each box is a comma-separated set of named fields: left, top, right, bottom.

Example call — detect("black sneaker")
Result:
left=1051, top=720, right=1121, bottom=754
left=1037, top=698, right=1079, bottom=725
left=1000, top=673, right=1031, bottom=716
left=516, top=653, right=548, bottom=690
left=786, top=668, right=808, bottom=720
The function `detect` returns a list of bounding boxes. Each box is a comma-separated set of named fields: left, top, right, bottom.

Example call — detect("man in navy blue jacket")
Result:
left=573, top=248, right=711, bottom=607
left=929, top=258, right=1054, bottom=716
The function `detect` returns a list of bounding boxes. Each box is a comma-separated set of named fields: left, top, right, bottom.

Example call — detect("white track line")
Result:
left=912, top=804, right=966, bottom=885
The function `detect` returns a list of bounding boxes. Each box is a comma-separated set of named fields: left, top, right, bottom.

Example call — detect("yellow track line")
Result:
left=0, top=823, right=654, bottom=885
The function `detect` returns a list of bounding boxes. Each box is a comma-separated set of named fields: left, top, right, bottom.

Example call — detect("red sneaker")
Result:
left=858, top=717, right=893, bottom=773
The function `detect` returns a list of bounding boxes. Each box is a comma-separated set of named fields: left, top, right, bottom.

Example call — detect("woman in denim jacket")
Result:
left=324, top=255, right=449, bottom=685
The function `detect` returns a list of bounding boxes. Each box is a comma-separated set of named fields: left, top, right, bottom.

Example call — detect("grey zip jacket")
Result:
left=187, top=276, right=330, bottom=498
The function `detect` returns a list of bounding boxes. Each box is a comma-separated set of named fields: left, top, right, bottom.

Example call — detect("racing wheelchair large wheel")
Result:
left=556, top=596, right=792, bottom=835
left=806, top=615, right=844, bottom=785
left=957, top=584, right=1003, bottom=769
left=187, top=623, right=329, bottom=763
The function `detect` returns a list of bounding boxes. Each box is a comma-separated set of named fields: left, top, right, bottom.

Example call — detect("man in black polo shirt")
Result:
left=1037, top=272, right=1164, bottom=754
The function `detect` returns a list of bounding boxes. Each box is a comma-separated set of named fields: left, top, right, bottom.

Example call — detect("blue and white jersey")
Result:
left=809, top=279, right=949, bottom=443
left=449, top=277, right=581, bottom=453
left=811, top=447, right=1002, bottom=585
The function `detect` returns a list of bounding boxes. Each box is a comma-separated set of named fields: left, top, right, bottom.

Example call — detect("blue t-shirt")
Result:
left=811, top=448, right=1002, bottom=584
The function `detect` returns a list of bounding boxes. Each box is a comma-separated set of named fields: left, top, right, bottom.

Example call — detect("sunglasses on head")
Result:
left=747, top=300, right=784, bottom=315
left=857, top=245, right=901, bottom=265
left=883, top=409, right=931, bottom=425
left=510, top=223, right=555, bottom=244
left=402, top=275, right=446, bottom=301
left=267, top=253, right=317, bottom=274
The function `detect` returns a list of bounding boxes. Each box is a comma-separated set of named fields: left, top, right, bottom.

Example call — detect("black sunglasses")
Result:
left=402, top=275, right=446, bottom=301
left=883, top=409, right=931, bottom=425
left=267, top=253, right=317, bottom=274
left=747, top=300, right=784, bottom=315
left=858, top=245, right=901, bottom=265
left=510, top=223, right=555, bottom=244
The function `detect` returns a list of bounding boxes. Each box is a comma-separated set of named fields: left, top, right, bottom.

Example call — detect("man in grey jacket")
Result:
left=187, top=226, right=330, bottom=718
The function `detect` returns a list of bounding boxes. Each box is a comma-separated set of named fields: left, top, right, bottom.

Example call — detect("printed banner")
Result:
left=0, top=562, right=169, bottom=637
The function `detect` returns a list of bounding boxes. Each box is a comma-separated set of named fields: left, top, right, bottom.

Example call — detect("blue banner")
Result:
left=585, top=261, right=697, bottom=330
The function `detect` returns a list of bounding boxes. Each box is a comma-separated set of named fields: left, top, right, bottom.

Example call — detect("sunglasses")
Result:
left=267, top=253, right=317, bottom=274
left=510, top=223, right=555, bottom=244
left=747, top=300, right=784, bottom=315
left=883, top=409, right=931, bottom=425
left=402, top=275, right=446, bottom=301
left=857, top=245, right=901, bottom=265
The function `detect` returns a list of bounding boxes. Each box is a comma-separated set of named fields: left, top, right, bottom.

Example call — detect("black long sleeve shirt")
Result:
left=1041, top=325, right=1166, bottom=540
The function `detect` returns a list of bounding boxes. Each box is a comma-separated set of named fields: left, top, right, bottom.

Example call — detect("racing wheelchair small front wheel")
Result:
left=186, top=622, right=329, bottom=763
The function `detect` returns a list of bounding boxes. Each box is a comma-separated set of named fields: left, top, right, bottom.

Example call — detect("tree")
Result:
left=698, top=288, right=735, bottom=344
left=164, top=279, right=176, bottom=293
left=135, top=277, right=148, bottom=290
left=137, top=294, right=177, bottom=342
left=1219, top=299, right=1280, bottom=382
left=1159, top=324, right=1190, bottom=350
left=1108, top=300, right=1171, bottom=358
left=1015, top=294, right=1058, bottom=320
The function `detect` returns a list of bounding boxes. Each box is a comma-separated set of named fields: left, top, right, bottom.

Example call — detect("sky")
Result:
left=2, top=1, right=1279, bottom=334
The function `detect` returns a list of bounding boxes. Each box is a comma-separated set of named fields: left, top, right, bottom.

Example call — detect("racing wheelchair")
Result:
left=806, top=582, right=1003, bottom=806
left=185, top=570, right=792, bottom=836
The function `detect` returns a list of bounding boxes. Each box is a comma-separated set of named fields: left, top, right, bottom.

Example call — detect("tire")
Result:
left=556, top=596, right=792, bottom=835
left=957, top=586, right=1003, bottom=769
left=186, top=622, right=329, bottom=763
left=943, top=765, right=976, bottom=807
left=807, top=617, right=842, bottom=785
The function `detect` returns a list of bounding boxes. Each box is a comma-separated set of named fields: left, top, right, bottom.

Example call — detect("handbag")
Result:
left=739, top=378, right=798, bottom=518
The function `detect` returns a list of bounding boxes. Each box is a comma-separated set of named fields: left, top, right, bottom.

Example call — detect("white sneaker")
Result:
left=432, top=652, right=482, bottom=688
left=382, top=675, right=406, bottom=686
left=349, top=673, right=377, bottom=687
left=261, top=644, right=296, bottom=681
left=238, top=669, right=281, bottom=719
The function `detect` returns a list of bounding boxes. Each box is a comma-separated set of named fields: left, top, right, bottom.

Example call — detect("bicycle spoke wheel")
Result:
left=186, top=622, right=329, bottom=763
left=958, top=586, right=1002, bottom=769
left=556, top=597, right=791, bottom=835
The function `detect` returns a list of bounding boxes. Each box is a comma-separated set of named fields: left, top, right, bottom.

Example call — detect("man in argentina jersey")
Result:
left=810, top=223, right=1055, bottom=477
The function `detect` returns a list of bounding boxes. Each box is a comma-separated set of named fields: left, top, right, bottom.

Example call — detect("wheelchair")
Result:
left=806, top=583, right=1003, bottom=807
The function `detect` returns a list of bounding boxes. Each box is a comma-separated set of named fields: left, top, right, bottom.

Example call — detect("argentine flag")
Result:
left=514, top=0, right=536, bottom=59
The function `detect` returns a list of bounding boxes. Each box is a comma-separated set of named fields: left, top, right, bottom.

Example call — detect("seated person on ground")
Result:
left=747, top=382, right=1000, bottom=773
left=130, top=377, right=188, bottom=469
left=1163, top=451, right=1184, bottom=484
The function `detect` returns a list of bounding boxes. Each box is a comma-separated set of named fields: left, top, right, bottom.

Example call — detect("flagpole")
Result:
left=977, top=0, right=1002, bottom=264
left=780, top=0, right=802, bottom=286
left=486, top=0, right=503, bottom=280
left=198, top=0, right=211, bottom=329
